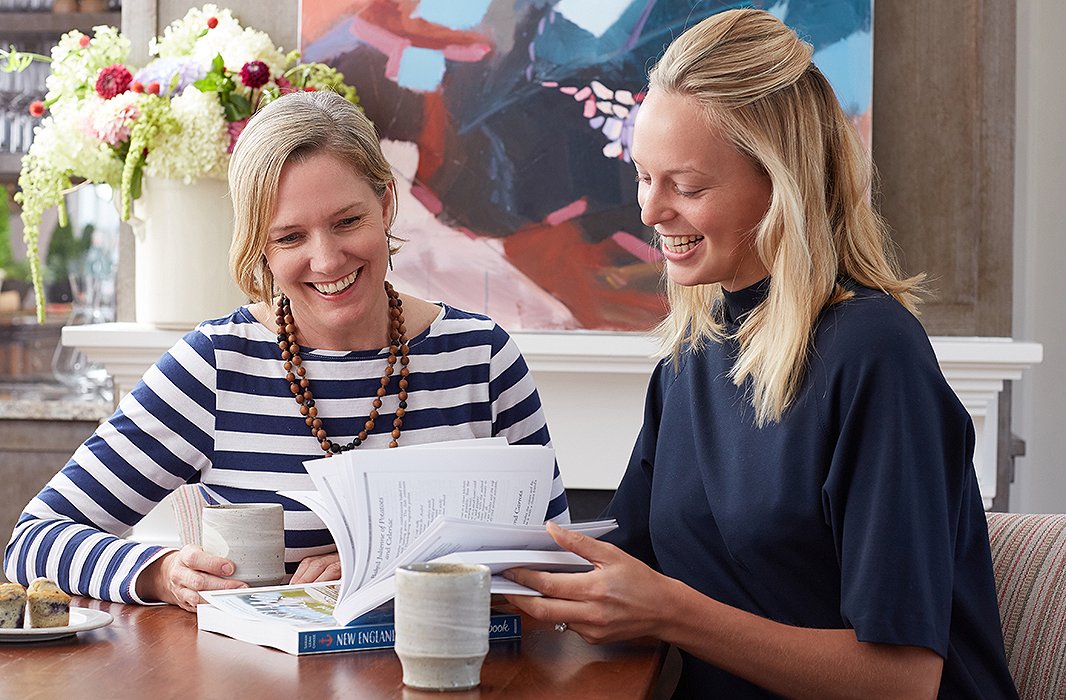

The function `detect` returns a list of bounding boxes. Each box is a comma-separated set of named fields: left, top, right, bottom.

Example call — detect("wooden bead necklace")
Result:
left=276, top=280, right=410, bottom=456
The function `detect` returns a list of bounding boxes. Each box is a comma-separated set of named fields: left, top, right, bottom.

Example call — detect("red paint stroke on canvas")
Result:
left=415, top=91, right=449, bottom=186
left=503, top=221, right=667, bottom=331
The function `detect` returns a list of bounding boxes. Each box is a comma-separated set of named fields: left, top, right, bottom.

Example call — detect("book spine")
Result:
left=296, top=614, right=522, bottom=654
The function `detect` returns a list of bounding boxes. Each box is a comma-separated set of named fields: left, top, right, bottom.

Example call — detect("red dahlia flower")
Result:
left=95, top=64, right=133, bottom=99
left=239, top=61, right=270, bottom=88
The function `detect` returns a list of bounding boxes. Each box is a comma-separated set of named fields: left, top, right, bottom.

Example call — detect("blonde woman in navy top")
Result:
left=6, top=91, right=569, bottom=611
left=505, top=9, right=1016, bottom=698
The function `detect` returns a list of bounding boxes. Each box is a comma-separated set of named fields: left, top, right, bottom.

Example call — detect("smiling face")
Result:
left=264, top=151, right=394, bottom=350
left=632, top=90, right=772, bottom=291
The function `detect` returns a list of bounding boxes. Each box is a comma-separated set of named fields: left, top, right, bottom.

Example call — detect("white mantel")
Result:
left=64, top=324, right=1043, bottom=511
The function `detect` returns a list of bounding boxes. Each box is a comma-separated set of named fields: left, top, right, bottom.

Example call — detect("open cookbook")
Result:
left=196, top=438, right=616, bottom=637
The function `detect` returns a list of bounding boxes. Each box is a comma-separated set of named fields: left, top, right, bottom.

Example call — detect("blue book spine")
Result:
left=295, top=613, right=522, bottom=654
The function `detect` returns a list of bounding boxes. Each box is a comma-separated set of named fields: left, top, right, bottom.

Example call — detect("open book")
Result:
left=273, top=439, right=614, bottom=625
left=197, top=582, right=522, bottom=655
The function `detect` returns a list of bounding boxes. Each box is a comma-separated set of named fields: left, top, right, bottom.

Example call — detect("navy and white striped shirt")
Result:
left=4, top=303, right=569, bottom=603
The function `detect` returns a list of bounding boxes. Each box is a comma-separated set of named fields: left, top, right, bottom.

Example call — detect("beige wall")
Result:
left=1011, top=0, right=1066, bottom=513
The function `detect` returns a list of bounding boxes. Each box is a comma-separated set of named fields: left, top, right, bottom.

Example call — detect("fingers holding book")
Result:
left=502, top=534, right=675, bottom=645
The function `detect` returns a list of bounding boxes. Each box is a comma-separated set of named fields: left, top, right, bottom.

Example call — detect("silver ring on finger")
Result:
left=554, top=622, right=568, bottom=633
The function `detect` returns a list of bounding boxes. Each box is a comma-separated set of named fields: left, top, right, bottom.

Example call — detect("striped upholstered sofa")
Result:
left=986, top=512, right=1066, bottom=699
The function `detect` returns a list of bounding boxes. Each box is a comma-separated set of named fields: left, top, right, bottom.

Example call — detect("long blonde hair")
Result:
left=227, top=91, right=399, bottom=303
left=650, top=9, right=922, bottom=426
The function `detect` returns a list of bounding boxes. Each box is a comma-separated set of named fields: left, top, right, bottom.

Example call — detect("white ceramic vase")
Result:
left=130, top=176, right=248, bottom=330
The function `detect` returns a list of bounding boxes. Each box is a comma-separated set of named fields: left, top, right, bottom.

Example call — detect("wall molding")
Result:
left=65, top=323, right=1043, bottom=510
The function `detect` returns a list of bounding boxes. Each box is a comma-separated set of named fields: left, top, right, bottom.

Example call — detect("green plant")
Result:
left=0, top=185, right=12, bottom=278
left=44, top=220, right=93, bottom=287
left=0, top=186, right=31, bottom=290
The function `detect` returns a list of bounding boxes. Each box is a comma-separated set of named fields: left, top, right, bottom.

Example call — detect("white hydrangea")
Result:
left=144, top=86, right=230, bottom=181
left=150, top=4, right=286, bottom=79
left=39, top=101, right=125, bottom=186
left=149, top=4, right=233, bottom=59
left=46, top=26, right=131, bottom=110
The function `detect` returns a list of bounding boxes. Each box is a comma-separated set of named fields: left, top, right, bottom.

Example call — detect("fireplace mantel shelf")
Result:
left=64, top=323, right=1043, bottom=510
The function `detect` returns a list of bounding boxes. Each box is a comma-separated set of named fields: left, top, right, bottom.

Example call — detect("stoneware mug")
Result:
left=200, top=503, right=287, bottom=587
left=394, top=562, right=492, bottom=691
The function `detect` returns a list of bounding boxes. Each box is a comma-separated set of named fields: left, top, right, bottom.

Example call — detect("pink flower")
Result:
left=275, top=74, right=295, bottom=95
left=239, top=60, right=270, bottom=88
left=83, top=97, right=140, bottom=147
left=227, top=118, right=249, bottom=153
left=95, top=64, right=133, bottom=99
left=78, top=35, right=91, bottom=48
left=29, top=101, right=45, bottom=117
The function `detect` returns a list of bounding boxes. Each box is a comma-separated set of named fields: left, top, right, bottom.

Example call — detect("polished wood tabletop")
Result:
left=0, top=598, right=665, bottom=699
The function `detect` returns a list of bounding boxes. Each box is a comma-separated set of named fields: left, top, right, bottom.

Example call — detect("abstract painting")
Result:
left=300, top=0, right=873, bottom=332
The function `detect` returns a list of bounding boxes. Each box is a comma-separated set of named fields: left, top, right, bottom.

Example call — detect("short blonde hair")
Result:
left=227, top=91, right=398, bottom=303
left=649, top=9, right=922, bottom=425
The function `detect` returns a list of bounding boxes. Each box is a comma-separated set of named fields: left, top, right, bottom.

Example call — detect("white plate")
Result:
left=0, top=607, right=114, bottom=643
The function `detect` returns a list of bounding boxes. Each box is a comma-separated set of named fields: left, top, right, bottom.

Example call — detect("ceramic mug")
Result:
left=200, top=503, right=287, bottom=587
left=394, top=562, right=491, bottom=691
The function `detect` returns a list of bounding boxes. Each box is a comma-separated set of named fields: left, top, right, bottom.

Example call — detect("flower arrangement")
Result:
left=3, top=4, right=359, bottom=322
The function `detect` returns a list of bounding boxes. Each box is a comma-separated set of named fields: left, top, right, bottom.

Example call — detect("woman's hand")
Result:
left=136, top=545, right=247, bottom=612
left=503, top=521, right=680, bottom=644
left=290, top=552, right=341, bottom=585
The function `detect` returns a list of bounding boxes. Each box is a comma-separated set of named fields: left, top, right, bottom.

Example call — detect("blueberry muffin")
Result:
left=0, top=582, right=27, bottom=629
left=27, top=578, right=71, bottom=628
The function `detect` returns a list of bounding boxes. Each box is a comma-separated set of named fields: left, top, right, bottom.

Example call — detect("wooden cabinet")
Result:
left=0, top=409, right=108, bottom=583
left=873, top=0, right=1015, bottom=338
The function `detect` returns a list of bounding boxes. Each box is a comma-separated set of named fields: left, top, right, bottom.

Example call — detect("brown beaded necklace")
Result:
left=275, top=280, right=410, bottom=456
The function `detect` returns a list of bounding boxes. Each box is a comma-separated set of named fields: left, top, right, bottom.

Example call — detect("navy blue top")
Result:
left=605, top=279, right=1016, bottom=698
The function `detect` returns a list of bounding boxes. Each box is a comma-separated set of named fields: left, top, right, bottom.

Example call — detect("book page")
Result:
left=331, top=444, right=557, bottom=589
left=387, top=517, right=617, bottom=574
left=331, top=520, right=616, bottom=621
left=282, top=455, right=361, bottom=590
left=201, top=583, right=340, bottom=628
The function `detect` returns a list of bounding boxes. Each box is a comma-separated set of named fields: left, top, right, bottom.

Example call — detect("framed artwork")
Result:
left=300, top=0, right=873, bottom=332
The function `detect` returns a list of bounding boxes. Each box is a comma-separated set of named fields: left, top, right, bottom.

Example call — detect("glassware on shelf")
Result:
left=51, top=246, right=115, bottom=401
left=0, top=35, right=50, bottom=155
left=51, top=190, right=118, bottom=402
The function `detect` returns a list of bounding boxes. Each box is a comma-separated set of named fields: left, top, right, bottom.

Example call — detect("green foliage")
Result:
left=0, top=188, right=28, bottom=283
left=44, top=219, right=93, bottom=285
left=0, top=186, right=11, bottom=275
left=194, top=53, right=252, bottom=122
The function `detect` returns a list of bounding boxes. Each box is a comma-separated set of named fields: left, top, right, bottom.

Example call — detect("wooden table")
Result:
left=0, top=598, right=665, bottom=699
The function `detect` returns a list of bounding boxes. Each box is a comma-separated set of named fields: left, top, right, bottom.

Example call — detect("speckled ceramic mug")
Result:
left=200, top=503, right=286, bottom=587
left=394, top=562, right=491, bottom=691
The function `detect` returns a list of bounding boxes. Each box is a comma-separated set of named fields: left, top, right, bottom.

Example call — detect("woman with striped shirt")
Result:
left=4, top=91, right=569, bottom=611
